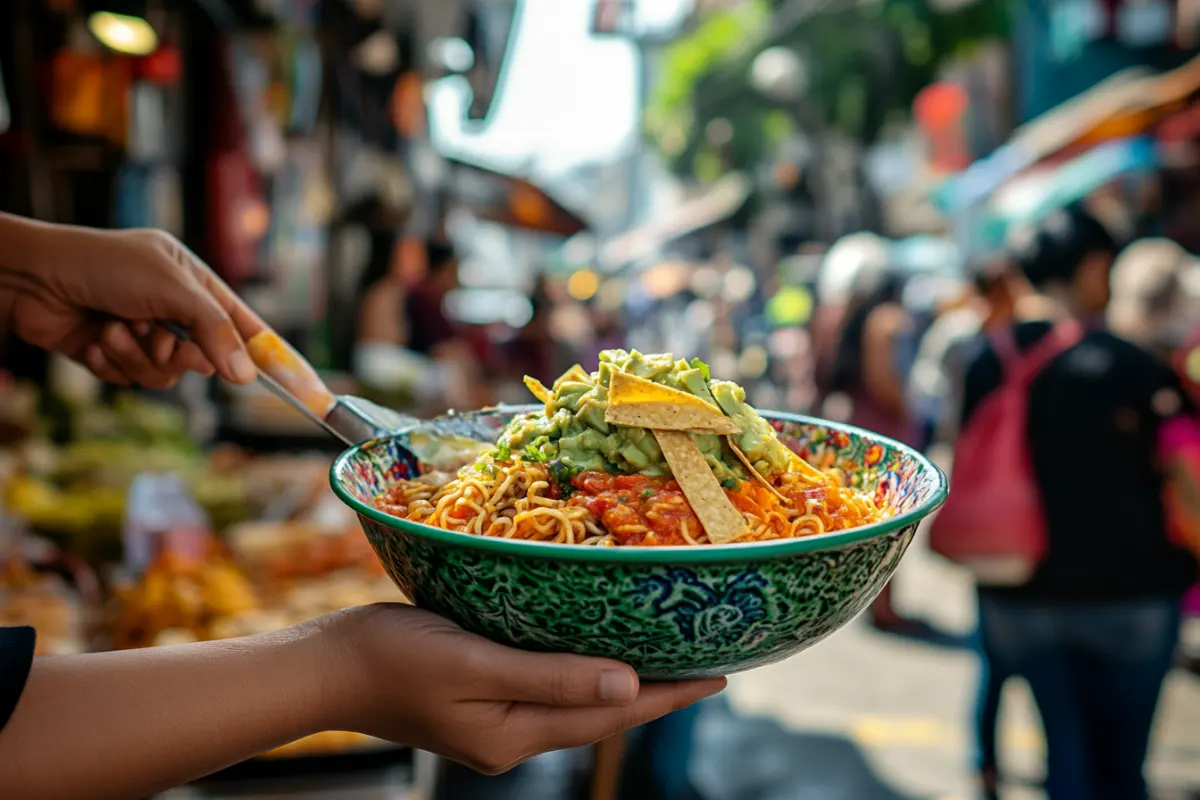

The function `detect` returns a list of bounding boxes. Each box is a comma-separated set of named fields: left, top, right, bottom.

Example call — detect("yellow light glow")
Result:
left=640, top=262, right=689, bottom=300
left=567, top=269, right=599, bottom=301
left=88, top=11, right=158, bottom=56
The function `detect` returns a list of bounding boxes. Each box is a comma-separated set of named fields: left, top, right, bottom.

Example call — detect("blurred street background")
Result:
left=3, top=0, right=1200, bottom=798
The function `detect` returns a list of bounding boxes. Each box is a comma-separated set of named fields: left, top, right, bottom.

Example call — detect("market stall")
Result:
left=0, top=385, right=413, bottom=784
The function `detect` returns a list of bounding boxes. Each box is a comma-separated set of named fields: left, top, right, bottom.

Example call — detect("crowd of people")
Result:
left=818, top=204, right=1200, bottom=800
left=342, top=203, right=1200, bottom=798
left=2, top=198, right=1199, bottom=798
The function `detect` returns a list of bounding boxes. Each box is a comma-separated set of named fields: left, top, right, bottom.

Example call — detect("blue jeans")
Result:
left=977, top=595, right=1180, bottom=800
left=973, top=590, right=1010, bottom=775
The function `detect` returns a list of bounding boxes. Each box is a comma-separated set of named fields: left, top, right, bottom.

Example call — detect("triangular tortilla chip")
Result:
left=554, top=364, right=590, bottom=391
left=523, top=375, right=552, bottom=403
left=605, top=372, right=740, bottom=435
left=727, top=437, right=786, bottom=501
left=607, top=403, right=741, bottom=435
left=654, top=430, right=749, bottom=544
left=787, top=450, right=829, bottom=483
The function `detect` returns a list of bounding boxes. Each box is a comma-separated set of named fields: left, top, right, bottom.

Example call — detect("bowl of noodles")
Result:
left=331, top=351, right=946, bottom=679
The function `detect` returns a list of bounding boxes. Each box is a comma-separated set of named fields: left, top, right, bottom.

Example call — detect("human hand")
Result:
left=318, top=604, right=726, bottom=774
left=0, top=215, right=264, bottom=388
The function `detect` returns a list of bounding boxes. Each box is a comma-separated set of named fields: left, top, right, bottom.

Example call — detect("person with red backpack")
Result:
left=935, top=205, right=1196, bottom=800
left=1108, top=238, right=1200, bottom=672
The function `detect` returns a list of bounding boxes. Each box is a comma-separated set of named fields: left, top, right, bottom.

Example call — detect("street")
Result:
left=425, top=520, right=1200, bottom=800
left=723, top=523, right=1200, bottom=799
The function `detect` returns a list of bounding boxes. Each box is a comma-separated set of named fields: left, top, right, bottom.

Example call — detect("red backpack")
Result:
left=929, top=321, right=1083, bottom=586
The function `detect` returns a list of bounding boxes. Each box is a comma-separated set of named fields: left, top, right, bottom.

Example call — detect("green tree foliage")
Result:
left=647, top=0, right=1009, bottom=181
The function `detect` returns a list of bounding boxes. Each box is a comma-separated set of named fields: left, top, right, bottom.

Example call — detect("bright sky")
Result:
left=429, top=0, right=689, bottom=178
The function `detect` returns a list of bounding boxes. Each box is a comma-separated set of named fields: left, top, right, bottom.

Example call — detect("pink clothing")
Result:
left=1185, top=584, right=1200, bottom=616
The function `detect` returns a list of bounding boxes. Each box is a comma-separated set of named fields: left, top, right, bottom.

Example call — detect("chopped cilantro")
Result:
left=689, top=357, right=711, bottom=381
left=641, top=488, right=653, bottom=500
left=522, top=445, right=549, bottom=463
left=721, top=477, right=738, bottom=490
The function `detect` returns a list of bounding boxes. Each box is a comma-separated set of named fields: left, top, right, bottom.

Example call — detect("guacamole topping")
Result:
left=495, top=350, right=796, bottom=486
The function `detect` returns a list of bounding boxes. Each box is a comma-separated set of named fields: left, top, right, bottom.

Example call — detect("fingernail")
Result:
left=599, top=671, right=637, bottom=704
left=228, top=349, right=257, bottom=384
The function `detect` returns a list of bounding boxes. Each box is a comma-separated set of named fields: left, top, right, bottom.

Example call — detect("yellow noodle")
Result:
left=379, top=453, right=885, bottom=547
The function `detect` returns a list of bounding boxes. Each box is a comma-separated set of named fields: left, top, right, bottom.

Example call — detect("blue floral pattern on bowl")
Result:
left=332, top=410, right=946, bottom=679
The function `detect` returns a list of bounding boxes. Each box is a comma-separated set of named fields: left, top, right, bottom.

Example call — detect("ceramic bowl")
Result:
left=330, top=409, right=947, bottom=679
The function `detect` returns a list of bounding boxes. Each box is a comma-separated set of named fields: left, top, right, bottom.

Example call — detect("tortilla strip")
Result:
left=606, top=402, right=741, bottom=435
left=523, top=375, right=552, bottom=403
left=608, top=371, right=719, bottom=408
left=727, top=437, right=786, bottom=500
left=788, top=450, right=829, bottom=483
left=606, top=372, right=739, bottom=434
left=654, top=430, right=749, bottom=544
left=554, top=364, right=590, bottom=391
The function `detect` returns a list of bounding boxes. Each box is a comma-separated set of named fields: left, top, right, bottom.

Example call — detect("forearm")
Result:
left=0, top=212, right=65, bottom=278
left=0, top=213, right=76, bottom=348
left=0, top=621, right=341, bottom=799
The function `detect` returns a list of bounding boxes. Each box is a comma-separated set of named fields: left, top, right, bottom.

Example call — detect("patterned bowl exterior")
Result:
left=331, top=410, right=947, bottom=679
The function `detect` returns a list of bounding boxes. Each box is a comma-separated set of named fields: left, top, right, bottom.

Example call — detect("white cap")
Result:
left=817, top=232, right=890, bottom=303
left=1108, top=238, right=1200, bottom=348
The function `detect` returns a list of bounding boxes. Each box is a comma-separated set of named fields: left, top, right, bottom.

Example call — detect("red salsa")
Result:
left=567, top=471, right=705, bottom=546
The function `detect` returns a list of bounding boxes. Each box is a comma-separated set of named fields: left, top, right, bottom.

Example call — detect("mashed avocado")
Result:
left=495, top=350, right=795, bottom=485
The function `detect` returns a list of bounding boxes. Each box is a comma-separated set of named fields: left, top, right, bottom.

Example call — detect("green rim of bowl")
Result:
left=330, top=411, right=948, bottom=565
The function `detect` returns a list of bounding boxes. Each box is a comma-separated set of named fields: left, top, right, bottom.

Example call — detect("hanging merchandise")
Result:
left=127, top=82, right=168, bottom=163
left=0, top=63, right=10, bottom=134
left=135, top=40, right=183, bottom=87
left=288, top=34, right=323, bottom=134
left=114, top=164, right=154, bottom=228
left=207, top=39, right=270, bottom=286
left=227, top=36, right=285, bottom=174
left=115, top=162, right=182, bottom=237
left=266, top=142, right=328, bottom=329
left=49, top=21, right=112, bottom=137
left=149, top=166, right=183, bottom=236
left=208, top=150, right=269, bottom=286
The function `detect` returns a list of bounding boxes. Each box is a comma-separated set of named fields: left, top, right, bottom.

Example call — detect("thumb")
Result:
left=479, top=646, right=640, bottom=707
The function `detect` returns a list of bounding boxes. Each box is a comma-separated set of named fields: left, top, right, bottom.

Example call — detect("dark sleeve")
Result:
left=0, top=626, right=35, bottom=733
left=1125, top=342, right=1195, bottom=439
left=960, top=342, right=1003, bottom=428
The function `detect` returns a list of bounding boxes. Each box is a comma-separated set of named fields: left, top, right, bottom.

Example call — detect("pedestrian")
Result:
left=1108, top=236, right=1200, bottom=672
left=0, top=211, right=725, bottom=799
left=829, top=261, right=926, bottom=634
left=907, top=254, right=1032, bottom=799
left=958, top=205, right=1197, bottom=800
